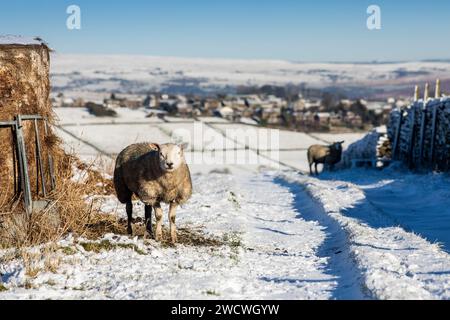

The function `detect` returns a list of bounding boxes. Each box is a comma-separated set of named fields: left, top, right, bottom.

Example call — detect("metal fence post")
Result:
left=34, top=119, right=47, bottom=197
left=1, top=114, right=55, bottom=215
left=15, top=115, right=33, bottom=215
left=44, top=120, right=56, bottom=191
left=11, top=126, right=18, bottom=199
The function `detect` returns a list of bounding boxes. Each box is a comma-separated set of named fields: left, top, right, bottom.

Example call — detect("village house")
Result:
left=203, top=99, right=221, bottom=114
left=50, top=87, right=393, bottom=131
left=143, top=94, right=158, bottom=108
left=159, top=97, right=179, bottom=114
left=104, top=94, right=144, bottom=109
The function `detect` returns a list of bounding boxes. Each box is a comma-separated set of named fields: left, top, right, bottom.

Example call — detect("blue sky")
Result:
left=1, top=0, right=449, bottom=61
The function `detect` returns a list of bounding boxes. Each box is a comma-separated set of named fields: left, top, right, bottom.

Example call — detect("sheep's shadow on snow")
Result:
left=256, top=227, right=296, bottom=236
left=86, top=217, right=224, bottom=248
left=260, top=276, right=332, bottom=284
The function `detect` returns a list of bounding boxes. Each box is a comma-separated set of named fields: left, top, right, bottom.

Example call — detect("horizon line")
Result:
left=50, top=52, right=450, bottom=65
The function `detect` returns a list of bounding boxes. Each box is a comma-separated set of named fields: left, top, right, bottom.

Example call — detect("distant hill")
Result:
left=51, top=54, right=450, bottom=99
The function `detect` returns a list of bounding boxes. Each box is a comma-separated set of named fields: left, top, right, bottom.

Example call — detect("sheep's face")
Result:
left=331, top=141, right=345, bottom=153
left=159, top=144, right=186, bottom=172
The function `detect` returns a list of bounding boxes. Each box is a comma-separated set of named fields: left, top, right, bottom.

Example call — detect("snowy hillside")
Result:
left=51, top=54, right=450, bottom=96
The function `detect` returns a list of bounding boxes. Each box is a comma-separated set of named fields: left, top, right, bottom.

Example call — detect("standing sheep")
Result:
left=307, top=141, right=344, bottom=175
left=114, top=143, right=192, bottom=243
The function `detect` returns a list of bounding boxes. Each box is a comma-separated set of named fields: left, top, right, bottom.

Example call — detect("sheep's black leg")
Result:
left=154, top=203, right=164, bottom=242
left=126, top=201, right=133, bottom=235
left=309, top=163, right=313, bottom=176
left=315, top=163, right=319, bottom=175
left=145, top=205, right=154, bottom=238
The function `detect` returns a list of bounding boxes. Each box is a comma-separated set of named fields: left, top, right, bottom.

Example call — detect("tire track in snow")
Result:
left=234, top=173, right=366, bottom=299
left=272, top=177, right=367, bottom=299
left=279, top=172, right=450, bottom=299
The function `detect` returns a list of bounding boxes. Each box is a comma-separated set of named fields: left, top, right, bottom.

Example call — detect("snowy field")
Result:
left=53, top=108, right=364, bottom=174
left=51, top=54, right=450, bottom=96
left=2, top=108, right=450, bottom=300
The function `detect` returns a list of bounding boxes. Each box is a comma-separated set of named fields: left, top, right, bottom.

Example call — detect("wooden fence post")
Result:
left=435, top=79, right=441, bottom=98
left=414, top=85, right=420, bottom=102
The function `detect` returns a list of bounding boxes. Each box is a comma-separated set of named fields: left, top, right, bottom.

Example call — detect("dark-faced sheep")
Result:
left=307, top=141, right=344, bottom=175
left=114, top=143, right=192, bottom=243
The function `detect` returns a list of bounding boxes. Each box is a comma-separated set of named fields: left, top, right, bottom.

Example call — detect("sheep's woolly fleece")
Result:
left=113, top=142, right=192, bottom=206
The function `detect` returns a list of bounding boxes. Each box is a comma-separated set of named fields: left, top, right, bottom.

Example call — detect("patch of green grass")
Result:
left=44, top=280, right=57, bottom=287
left=0, top=284, right=8, bottom=292
left=222, top=232, right=243, bottom=264
left=159, top=241, right=175, bottom=249
left=72, top=286, right=85, bottom=291
left=205, top=290, right=220, bottom=296
left=60, top=246, right=77, bottom=256
left=117, top=243, right=147, bottom=255
left=79, top=240, right=114, bottom=253
left=78, top=240, right=147, bottom=255
left=223, top=232, right=242, bottom=248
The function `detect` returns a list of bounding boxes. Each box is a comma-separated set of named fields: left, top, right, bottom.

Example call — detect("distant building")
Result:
left=159, top=99, right=179, bottom=114
left=143, top=95, right=157, bottom=108
left=219, top=106, right=234, bottom=119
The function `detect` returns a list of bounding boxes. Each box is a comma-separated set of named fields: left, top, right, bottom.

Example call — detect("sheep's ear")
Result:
left=339, top=141, right=345, bottom=145
left=153, top=143, right=161, bottom=152
left=179, top=142, right=189, bottom=151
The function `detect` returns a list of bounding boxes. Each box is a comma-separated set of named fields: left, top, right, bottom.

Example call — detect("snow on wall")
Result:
left=0, top=35, right=46, bottom=46
left=340, top=127, right=388, bottom=168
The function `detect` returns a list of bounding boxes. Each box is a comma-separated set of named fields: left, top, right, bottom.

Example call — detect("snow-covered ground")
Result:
left=2, top=108, right=450, bottom=300
left=280, top=170, right=450, bottom=299
left=0, top=172, right=366, bottom=299
left=319, top=168, right=450, bottom=253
